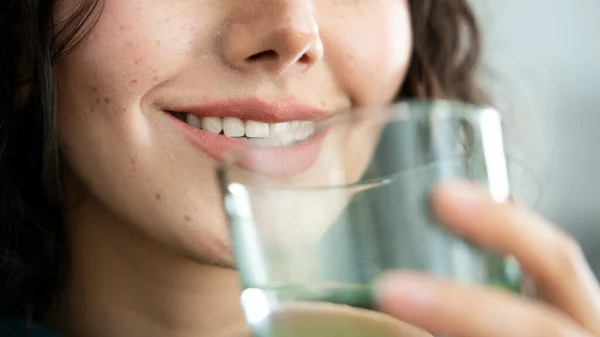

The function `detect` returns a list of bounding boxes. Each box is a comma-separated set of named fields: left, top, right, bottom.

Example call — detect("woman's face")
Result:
left=55, top=0, right=412, bottom=264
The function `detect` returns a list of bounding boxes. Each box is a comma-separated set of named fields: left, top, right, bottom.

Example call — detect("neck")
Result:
left=51, top=196, right=248, bottom=337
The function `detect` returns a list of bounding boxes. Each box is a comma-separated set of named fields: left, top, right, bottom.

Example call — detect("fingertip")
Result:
left=431, top=180, right=483, bottom=203
left=430, top=181, right=489, bottom=217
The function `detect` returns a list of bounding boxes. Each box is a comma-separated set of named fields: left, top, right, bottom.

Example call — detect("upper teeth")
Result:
left=185, top=115, right=314, bottom=140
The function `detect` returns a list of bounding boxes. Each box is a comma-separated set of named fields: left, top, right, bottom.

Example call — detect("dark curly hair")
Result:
left=0, top=0, right=485, bottom=325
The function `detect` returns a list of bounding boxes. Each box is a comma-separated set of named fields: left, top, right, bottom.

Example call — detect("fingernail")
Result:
left=374, top=273, right=435, bottom=309
left=433, top=181, right=484, bottom=209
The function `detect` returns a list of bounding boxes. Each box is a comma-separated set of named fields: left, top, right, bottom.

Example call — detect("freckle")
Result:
left=118, top=25, right=125, bottom=31
left=190, top=27, right=194, bottom=32
left=152, top=76, right=158, bottom=81
left=92, top=86, right=97, bottom=92
left=104, top=97, right=111, bottom=104
left=155, top=193, right=161, bottom=200
left=127, top=41, right=134, bottom=47
left=96, top=98, right=100, bottom=104
left=184, top=215, right=191, bottom=222
left=90, top=105, right=95, bottom=112
left=131, top=79, right=138, bottom=84
left=165, top=18, right=170, bottom=23
left=134, top=58, right=142, bottom=65
left=321, top=101, right=326, bottom=107
left=156, top=40, right=161, bottom=46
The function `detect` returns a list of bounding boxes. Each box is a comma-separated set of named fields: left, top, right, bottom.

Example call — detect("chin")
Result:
left=178, top=224, right=237, bottom=268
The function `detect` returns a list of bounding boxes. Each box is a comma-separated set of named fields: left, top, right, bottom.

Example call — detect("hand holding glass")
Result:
left=218, top=100, right=520, bottom=337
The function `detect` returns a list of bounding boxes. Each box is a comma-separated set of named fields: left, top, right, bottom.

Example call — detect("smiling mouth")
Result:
left=162, top=97, right=331, bottom=175
left=169, top=112, right=316, bottom=146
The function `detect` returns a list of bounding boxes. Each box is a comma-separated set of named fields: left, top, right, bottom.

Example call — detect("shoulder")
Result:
left=0, top=319, right=59, bottom=337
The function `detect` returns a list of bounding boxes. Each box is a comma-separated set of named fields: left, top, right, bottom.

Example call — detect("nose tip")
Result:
left=222, top=3, right=324, bottom=75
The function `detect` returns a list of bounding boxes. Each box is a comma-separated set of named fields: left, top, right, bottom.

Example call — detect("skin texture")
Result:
left=55, top=0, right=411, bottom=265
left=53, top=0, right=412, bottom=336
left=52, top=0, right=600, bottom=337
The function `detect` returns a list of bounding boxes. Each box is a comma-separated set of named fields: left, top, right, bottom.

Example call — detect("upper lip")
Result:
left=165, top=97, right=329, bottom=123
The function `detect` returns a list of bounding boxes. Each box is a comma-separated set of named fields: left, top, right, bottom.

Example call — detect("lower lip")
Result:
left=166, top=113, right=325, bottom=176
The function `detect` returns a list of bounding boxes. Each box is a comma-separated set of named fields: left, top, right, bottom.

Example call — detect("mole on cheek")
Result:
left=92, top=86, right=97, bottom=92
left=155, top=193, right=161, bottom=200
left=104, top=97, right=111, bottom=104
left=131, top=79, right=138, bottom=84
left=184, top=215, right=191, bottom=222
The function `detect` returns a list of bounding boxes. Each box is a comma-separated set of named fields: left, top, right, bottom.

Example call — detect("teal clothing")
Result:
left=0, top=320, right=58, bottom=337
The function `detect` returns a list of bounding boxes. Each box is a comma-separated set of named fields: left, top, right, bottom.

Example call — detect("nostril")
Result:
left=247, top=50, right=278, bottom=62
left=297, top=53, right=310, bottom=64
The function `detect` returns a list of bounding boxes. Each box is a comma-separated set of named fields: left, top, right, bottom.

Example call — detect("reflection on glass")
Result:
left=219, top=100, right=520, bottom=337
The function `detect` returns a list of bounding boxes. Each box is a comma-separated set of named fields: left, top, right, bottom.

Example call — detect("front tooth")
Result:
left=201, top=117, right=223, bottom=134
left=186, top=114, right=202, bottom=128
left=290, top=121, right=305, bottom=140
left=223, top=117, right=245, bottom=137
left=245, top=120, right=270, bottom=138
left=299, top=121, right=315, bottom=138
left=270, top=122, right=291, bottom=136
left=290, top=121, right=315, bottom=140
left=248, top=137, right=290, bottom=147
left=248, top=138, right=277, bottom=146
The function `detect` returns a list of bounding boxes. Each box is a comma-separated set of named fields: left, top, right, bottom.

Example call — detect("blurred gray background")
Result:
left=471, top=1, right=600, bottom=271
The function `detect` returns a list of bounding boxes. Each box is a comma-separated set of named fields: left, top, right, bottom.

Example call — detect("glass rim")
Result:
left=218, top=99, right=499, bottom=170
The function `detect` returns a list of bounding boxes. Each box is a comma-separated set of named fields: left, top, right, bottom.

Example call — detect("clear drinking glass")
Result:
left=218, top=100, right=521, bottom=337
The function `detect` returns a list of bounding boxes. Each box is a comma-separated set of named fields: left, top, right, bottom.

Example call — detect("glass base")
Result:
left=243, top=276, right=518, bottom=337
left=248, top=298, right=430, bottom=337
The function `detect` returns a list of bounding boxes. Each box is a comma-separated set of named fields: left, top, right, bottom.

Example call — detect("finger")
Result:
left=431, top=182, right=600, bottom=334
left=376, top=273, right=594, bottom=337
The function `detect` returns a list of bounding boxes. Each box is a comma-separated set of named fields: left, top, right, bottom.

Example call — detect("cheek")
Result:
left=321, top=0, right=412, bottom=105
left=58, top=0, right=213, bottom=103
left=54, top=0, right=231, bottom=262
left=54, top=0, right=216, bottom=183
